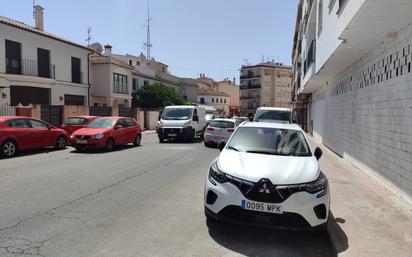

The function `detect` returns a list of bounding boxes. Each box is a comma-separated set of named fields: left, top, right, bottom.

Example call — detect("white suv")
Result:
left=204, top=122, right=329, bottom=230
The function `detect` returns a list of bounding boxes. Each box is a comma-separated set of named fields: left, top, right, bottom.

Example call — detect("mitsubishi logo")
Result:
left=258, top=179, right=274, bottom=194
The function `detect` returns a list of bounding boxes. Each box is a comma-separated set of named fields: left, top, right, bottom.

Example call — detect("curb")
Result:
left=142, top=130, right=156, bottom=135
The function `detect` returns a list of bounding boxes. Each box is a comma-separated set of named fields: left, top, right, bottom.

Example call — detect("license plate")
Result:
left=168, top=133, right=177, bottom=137
left=76, top=140, right=87, bottom=144
left=241, top=199, right=283, bottom=214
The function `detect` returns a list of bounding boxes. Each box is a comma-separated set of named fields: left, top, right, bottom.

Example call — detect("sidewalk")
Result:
left=306, top=135, right=412, bottom=257
left=142, top=130, right=156, bottom=134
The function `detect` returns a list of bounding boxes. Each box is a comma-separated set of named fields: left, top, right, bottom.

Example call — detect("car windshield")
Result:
left=87, top=118, right=116, bottom=129
left=162, top=108, right=193, bottom=120
left=226, top=127, right=311, bottom=157
left=255, top=110, right=291, bottom=123
left=64, top=117, right=88, bottom=125
left=209, top=120, right=234, bottom=128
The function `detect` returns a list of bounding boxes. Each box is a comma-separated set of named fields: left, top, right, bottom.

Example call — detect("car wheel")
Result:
left=159, top=137, right=164, bottom=143
left=204, top=141, right=210, bottom=147
left=1, top=140, right=17, bottom=157
left=133, top=135, right=141, bottom=146
left=75, top=147, right=85, bottom=152
left=106, top=138, right=115, bottom=151
left=55, top=135, right=67, bottom=150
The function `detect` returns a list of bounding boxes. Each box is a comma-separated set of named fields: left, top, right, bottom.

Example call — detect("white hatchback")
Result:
left=204, top=119, right=236, bottom=147
left=204, top=122, right=329, bottom=230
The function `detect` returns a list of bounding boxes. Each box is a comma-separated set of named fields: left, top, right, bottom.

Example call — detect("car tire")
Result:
left=75, top=147, right=85, bottom=152
left=55, top=135, right=67, bottom=150
left=1, top=140, right=17, bottom=158
left=159, top=137, right=164, bottom=143
left=204, top=141, right=210, bottom=147
left=106, top=138, right=115, bottom=151
left=133, top=135, right=141, bottom=146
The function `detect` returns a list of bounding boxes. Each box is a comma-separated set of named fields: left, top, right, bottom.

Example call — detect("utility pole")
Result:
left=143, top=0, right=152, bottom=59
left=32, top=0, right=36, bottom=18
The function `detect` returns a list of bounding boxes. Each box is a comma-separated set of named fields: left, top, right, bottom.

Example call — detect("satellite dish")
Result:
left=90, top=42, right=103, bottom=53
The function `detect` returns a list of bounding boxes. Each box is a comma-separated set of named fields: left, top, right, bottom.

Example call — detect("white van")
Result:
left=157, top=105, right=206, bottom=142
left=253, top=107, right=293, bottom=124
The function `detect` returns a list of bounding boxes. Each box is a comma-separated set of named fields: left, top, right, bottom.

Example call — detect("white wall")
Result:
left=0, top=23, right=90, bottom=106
left=311, top=23, right=412, bottom=198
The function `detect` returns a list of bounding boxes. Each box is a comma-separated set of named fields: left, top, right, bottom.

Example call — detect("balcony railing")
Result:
left=240, top=84, right=261, bottom=90
left=240, top=74, right=261, bottom=80
left=5, top=58, right=55, bottom=79
left=303, top=40, right=316, bottom=75
left=240, top=95, right=260, bottom=100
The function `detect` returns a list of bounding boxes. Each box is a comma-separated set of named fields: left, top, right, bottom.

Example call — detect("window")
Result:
left=337, top=0, right=348, bottom=14
left=5, top=39, right=22, bottom=75
left=113, top=73, right=128, bottom=94
left=64, top=94, right=85, bottom=105
left=200, top=97, right=205, bottom=104
left=132, top=78, right=137, bottom=91
left=64, top=117, right=88, bottom=125
left=136, top=61, right=140, bottom=65
left=144, top=80, right=149, bottom=87
left=318, top=0, right=323, bottom=35
left=28, top=119, right=48, bottom=129
left=71, top=57, right=81, bottom=83
left=5, top=119, right=30, bottom=128
left=37, top=48, right=51, bottom=78
left=129, top=60, right=132, bottom=65
left=220, top=98, right=223, bottom=103
left=212, top=98, right=214, bottom=103
left=224, top=99, right=227, bottom=103
left=125, top=119, right=137, bottom=127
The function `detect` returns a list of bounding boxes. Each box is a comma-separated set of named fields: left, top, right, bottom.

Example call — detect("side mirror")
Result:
left=115, top=125, right=122, bottom=130
left=314, top=147, right=323, bottom=160
left=193, top=115, right=199, bottom=122
left=48, top=125, right=52, bottom=131
left=249, top=116, right=253, bottom=122
left=218, top=142, right=226, bottom=151
left=158, top=115, right=161, bottom=121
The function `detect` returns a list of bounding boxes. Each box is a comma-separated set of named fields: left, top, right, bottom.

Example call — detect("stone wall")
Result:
left=311, top=23, right=412, bottom=199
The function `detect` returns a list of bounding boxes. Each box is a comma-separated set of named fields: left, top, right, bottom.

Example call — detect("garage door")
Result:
left=64, top=94, right=85, bottom=105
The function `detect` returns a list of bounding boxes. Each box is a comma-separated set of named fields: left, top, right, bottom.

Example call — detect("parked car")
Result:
left=0, top=116, right=67, bottom=158
left=60, top=116, right=97, bottom=136
left=254, top=107, right=293, bottom=123
left=157, top=105, right=206, bottom=143
left=204, top=122, right=329, bottom=230
left=70, top=117, right=142, bottom=151
left=204, top=119, right=236, bottom=147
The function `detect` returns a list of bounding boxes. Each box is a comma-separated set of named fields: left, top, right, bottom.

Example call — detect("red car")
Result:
left=61, top=116, right=97, bottom=136
left=70, top=116, right=142, bottom=151
left=0, top=116, right=67, bottom=158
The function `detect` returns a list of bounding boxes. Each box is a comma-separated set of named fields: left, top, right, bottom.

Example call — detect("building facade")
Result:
left=217, top=78, right=240, bottom=116
left=239, top=62, right=293, bottom=116
left=197, top=76, right=230, bottom=116
left=292, top=0, right=412, bottom=199
left=112, top=53, right=198, bottom=103
left=0, top=10, right=92, bottom=107
left=89, top=46, right=134, bottom=108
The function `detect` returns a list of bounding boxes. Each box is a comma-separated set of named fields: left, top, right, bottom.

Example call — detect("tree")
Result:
left=135, top=83, right=188, bottom=108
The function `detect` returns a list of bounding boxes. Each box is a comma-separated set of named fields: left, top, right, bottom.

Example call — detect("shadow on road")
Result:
left=160, top=137, right=204, bottom=144
left=207, top=211, right=348, bottom=257
left=0, top=147, right=63, bottom=160
left=69, top=144, right=140, bottom=154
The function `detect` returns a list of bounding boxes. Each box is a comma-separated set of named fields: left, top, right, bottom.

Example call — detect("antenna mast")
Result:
left=144, top=0, right=152, bottom=59
left=86, top=27, right=92, bottom=47
left=32, top=0, right=36, bottom=18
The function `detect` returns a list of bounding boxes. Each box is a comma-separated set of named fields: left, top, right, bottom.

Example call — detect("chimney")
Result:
left=34, top=5, right=44, bottom=31
left=233, top=77, right=236, bottom=85
left=104, top=44, right=112, bottom=56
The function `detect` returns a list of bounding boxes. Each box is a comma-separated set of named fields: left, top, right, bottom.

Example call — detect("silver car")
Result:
left=204, top=119, right=236, bottom=147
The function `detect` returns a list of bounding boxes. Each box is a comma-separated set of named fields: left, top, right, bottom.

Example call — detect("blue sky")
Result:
left=1, top=0, right=298, bottom=81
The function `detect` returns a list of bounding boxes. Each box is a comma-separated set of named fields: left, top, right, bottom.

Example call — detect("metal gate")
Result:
left=119, top=107, right=136, bottom=118
left=41, top=105, right=63, bottom=127
left=89, top=106, right=112, bottom=117
left=0, top=104, right=16, bottom=116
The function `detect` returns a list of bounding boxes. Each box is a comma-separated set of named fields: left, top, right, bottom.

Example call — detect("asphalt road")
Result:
left=0, top=133, right=335, bottom=257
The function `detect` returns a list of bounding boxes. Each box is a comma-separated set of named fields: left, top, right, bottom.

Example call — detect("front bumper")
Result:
left=204, top=176, right=330, bottom=229
left=69, top=138, right=106, bottom=149
left=157, top=127, right=194, bottom=139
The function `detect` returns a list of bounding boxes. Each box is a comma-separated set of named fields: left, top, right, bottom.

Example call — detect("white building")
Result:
left=0, top=7, right=92, bottom=107
left=292, top=0, right=412, bottom=200
left=90, top=45, right=134, bottom=108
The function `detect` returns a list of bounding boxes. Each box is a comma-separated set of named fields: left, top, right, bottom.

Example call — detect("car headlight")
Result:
left=208, top=161, right=228, bottom=184
left=92, top=133, right=104, bottom=139
left=70, top=134, right=75, bottom=139
left=183, top=120, right=192, bottom=128
left=305, top=172, right=327, bottom=194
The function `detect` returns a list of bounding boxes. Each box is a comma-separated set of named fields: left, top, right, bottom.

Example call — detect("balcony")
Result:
left=303, top=40, right=316, bottom=75
left=240, top=95, right=260, bottom=100
left=5, top=58, right=55, bottom=79
left=240, top=84, right=261, bottom=90
left=240, top=74, right=261, bottom=80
